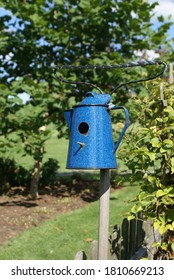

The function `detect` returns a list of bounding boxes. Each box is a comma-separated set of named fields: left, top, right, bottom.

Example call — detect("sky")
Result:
left=149, top=0, right=174, bottom=39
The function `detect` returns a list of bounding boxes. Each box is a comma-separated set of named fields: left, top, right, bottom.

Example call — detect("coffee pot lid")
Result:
left=80, top=92, right=111, bottom=105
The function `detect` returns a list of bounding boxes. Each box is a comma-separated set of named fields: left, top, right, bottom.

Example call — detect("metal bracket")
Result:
left=54, top=60, right=167, bottom=94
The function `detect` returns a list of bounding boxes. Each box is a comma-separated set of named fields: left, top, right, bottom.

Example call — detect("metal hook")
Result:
left=54, top=67, right=103, bottom=94
left=54, top=60, right=167, bottom=94
left=110, top=60, right=167, bottom=93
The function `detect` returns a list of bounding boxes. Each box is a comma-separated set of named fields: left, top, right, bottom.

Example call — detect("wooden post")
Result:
left=98, top=169, right=110, bottom=260
left=169, top=63, right=173, bottom=84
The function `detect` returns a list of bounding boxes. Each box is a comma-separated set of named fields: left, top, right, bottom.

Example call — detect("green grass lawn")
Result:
left=44, top=130, right=69, bottom=171
left=0, top=184, right=139, bottom=260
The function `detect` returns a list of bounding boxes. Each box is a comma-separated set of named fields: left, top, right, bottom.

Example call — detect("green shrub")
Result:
left=40, top=158, right=60, bottom=187
left=0, top=158, right=31, bottom=192
left=119, top=79, right=174, bottom=258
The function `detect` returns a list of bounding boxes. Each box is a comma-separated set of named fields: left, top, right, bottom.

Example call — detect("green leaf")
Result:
left=147, top=152, right=156, bottom=161
left=152, top=242, right=161, bottom=248
left=154, top=221, right=160, bottom=230
left=171, top=157, right=174, bottom=174
left=163, top=139, right=173, bottom=147
left=159, top=225, right=168, bottom=235
left=164, top=106, right=174, bottom=117
left=166, top=224, right=174, bottom=231
left=171, top=243, right=174, bottom=252
left=158, top=15, right=164, bottom=22
left=127, top=215, right=136, bottom=221
left=156, top=189, right=167, bottom=197
left=167, top=210, right=174, bottom=220
left=131, top=204, right=142, bottom=214
left=161, top=242, right=168, bottom=250
left=168, top=189, right=174, bottom=197
left=156, top=117, right=163, bottom=123
left=160, top=147, right=169, bottom=153
left=150, top=137, right=160, bottom=148
left=163, top=125, right=174, bottom=132
left=138, top=191, right=147, bottom=201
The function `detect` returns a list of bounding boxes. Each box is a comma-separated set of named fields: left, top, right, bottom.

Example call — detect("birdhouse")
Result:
left=64, top=91, right=130, bottom=169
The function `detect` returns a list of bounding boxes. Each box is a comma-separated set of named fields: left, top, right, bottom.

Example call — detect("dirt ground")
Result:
left=0, top=177, right=102, bottom=245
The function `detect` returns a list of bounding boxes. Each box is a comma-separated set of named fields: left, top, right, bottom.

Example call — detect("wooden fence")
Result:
left=75, top=213, right=161, bottom=260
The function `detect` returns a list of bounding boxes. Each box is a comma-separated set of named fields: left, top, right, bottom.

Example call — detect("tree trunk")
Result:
left=30, top=147, right=44, bottom=200
left=30, top=160, right=41, bottom=199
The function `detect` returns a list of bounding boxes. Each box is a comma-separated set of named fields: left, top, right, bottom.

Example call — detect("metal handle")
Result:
left=111, top=106, right=130, bottom=153
left=54, top=60, right=167, bottom=94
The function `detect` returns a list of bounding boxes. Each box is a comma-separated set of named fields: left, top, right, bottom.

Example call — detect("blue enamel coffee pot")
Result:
left=64, top=92, right=130, bottom=169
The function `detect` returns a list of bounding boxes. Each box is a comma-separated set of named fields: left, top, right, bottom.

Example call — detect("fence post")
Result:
left=169, top=63, right=173, bottom=84
left=98, top=169, right=110, bottom=260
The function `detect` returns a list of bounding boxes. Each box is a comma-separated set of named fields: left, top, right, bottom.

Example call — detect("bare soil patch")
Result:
left=0, top=177, right=102, bottom=245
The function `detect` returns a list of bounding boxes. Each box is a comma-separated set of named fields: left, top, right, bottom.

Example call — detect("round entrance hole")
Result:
left=78, top=122, right=89, bottom=135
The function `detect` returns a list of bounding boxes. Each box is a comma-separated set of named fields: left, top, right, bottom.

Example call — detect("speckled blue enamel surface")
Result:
left=66, top=105, right=117, bottom=169
left=64, top=92, right=117, bottom=170
left=80, top=91, right=111, bottom=105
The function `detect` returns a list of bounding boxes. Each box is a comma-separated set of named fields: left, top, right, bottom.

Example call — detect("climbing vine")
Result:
left=119, top=78, right=174, bottom=258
